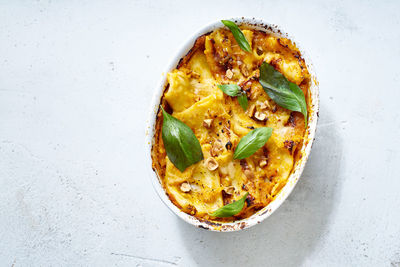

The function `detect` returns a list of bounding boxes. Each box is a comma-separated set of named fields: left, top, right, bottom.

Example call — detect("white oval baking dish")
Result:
left=145, top=18, right=319, bottom=232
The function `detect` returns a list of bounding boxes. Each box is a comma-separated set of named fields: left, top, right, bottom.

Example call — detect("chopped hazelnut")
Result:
left=249, top=85, right=260, bottom=100
left=203, top=119, right=213, bottom=128
left=259, top=159, right=268, bottom=167
left=242, top=80, right=252, bottom=91
left=226, top=69, right=234, bottom=79
left=237, top=60, right=243, bottom=66
left=205, top=157, right=219, bottom=171
left=246, top=104, right=256, bottom=117
left=180, top=182, right=191, bottom=192
left=244, top=169, right=255, bottom=179
left=211, top=140, right=224, bottom=157
left=255, top=111, right=267, bottom=121
left=224, top=186, right=235, bottom=195
left=258, top=101, right=267, bottom=110
left=240, top=64, right=249, bottom=77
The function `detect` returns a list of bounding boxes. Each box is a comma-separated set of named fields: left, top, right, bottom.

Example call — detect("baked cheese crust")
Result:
left=152, top=26, right=310, bottom=222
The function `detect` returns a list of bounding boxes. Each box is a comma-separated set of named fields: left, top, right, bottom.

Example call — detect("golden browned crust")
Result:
left=151, top=26, right=310, bottom=223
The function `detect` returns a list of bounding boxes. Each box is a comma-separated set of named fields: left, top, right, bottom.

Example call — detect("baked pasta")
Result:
left=151, top=23, right=310, bottom=223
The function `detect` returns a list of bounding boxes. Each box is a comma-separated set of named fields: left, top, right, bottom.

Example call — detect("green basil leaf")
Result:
left=288, top=81, right=307, bottom=127
left=259, top=62, right=308, bottom=127
left=210, top=192, right=249, bottom=217
left=233, top=127, right=273, bottom=159
left=218, top=84, right=248, bottom=111
left=237, top=92, right=248, bottom=111
left=221, top=20, right=251, bottom=52
left=217, top=84, right=241, bottom=96
left=161, top=107, right=203, bottom=172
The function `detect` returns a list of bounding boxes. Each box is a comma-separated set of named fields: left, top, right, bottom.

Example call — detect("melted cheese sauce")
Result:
left=152, top=26, right=310, bottom=222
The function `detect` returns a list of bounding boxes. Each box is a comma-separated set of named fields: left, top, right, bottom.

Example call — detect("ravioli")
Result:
left=151, top=25, right=310, bottom=222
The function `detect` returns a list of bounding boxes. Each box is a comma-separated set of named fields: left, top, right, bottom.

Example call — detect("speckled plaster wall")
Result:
left=0, top=0, right=399, bottom=266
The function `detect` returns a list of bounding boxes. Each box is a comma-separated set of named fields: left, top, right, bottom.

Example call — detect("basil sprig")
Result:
left=221, top=20, right=251, bottom=52
left=161, top=107, right=203, bottom=172
left=259, top=62, right=308, bottom=127
left=217, top=84, right=248, bottom=111
left=210, top=192, right=249, bottom=217
left=217, top=84, right=241, bottom=96
left=234, top=127, right=272, bottom=159
left=237, top=92, right=248, bottom=110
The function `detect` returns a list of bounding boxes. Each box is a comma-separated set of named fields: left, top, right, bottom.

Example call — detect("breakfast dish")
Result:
left=151, top=21, right=310, bottom=223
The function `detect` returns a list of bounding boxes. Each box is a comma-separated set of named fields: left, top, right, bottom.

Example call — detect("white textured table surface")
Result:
left=1, top=1, right=399, bottom=266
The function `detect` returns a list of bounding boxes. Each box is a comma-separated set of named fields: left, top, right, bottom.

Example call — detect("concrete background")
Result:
left=0, top=0, right=399, bottom=266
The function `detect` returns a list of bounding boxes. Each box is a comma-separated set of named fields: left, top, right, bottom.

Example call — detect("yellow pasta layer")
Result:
left=152, top=26, right=309, bottom=222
